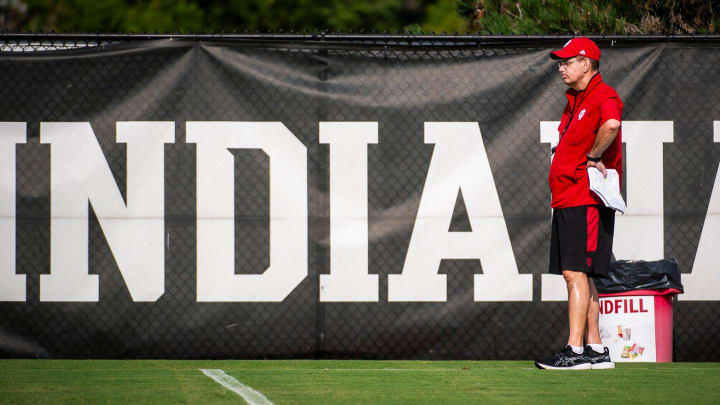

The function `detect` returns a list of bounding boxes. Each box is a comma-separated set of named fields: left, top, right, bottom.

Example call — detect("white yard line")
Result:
left=200, top=369, right=274, bottom=405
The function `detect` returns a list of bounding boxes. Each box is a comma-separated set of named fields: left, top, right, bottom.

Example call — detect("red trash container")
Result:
left=598, top=288, right=682, bottom=363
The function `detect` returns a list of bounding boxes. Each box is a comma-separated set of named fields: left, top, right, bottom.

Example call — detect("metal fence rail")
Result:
left=3, top=32, right=720, bottom=51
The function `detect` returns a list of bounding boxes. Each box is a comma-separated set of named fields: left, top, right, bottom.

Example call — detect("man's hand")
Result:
left=587, top=118, right=620, bottom=179
left=587, top=159, right=607, bottom=178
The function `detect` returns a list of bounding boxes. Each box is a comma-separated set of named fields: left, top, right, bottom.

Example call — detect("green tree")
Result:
left=3, top=0, right=466, bottom=33
left=4, top=0, right=719, bottom=35
left=459, top=0, right=720, bottom=34
left=14, top=0, right=205, bottom=32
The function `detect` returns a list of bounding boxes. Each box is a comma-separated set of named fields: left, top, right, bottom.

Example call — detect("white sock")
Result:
left=570, top=345, right=584, bottom=354
left=589, top=344, right=604, bottom=353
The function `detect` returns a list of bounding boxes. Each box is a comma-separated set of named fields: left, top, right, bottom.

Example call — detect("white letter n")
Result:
left=40, top=122, right=173, bottom=302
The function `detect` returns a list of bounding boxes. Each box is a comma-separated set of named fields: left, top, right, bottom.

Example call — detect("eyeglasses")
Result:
left=557, top=57, right=584, bottom=69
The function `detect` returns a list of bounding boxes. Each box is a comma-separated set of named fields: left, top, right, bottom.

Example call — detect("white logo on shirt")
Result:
left=578, top=109, right=586, bottom=120
left=579, top=49, right=586, bottom=55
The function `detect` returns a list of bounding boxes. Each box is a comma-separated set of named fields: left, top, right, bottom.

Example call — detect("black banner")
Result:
left=1, top=37, right=719, bottom=360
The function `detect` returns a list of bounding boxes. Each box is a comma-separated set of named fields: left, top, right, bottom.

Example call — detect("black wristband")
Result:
left=587, top=153, right=602, bottom=163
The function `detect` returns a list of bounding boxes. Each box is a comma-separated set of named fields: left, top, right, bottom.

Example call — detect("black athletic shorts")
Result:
left=549, top=205, right=615, bottom=277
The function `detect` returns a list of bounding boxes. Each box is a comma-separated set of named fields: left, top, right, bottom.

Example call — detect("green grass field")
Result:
left=2, top=360, right=719, bottom=404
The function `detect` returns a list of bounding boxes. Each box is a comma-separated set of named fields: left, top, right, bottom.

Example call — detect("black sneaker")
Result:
left=535, top=346, right=592, bottom=370
left=584, top=345, right=615, bottom=369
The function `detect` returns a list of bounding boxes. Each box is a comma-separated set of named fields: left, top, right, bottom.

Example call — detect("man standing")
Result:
left=535, top=37, right=622, bottom=370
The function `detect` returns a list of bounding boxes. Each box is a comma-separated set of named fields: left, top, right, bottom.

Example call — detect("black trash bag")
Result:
left=594, top=258, right=684, bottom=294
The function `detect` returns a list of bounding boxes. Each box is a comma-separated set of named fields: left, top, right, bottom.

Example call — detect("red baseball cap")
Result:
left=550, top=37, right=601, bottom=60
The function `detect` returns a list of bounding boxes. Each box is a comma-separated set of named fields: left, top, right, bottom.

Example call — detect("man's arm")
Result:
left=587, top=118, right=621, bottom=177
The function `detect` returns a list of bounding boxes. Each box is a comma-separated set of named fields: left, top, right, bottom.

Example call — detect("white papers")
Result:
left=587, top=167, right=626, bottom=214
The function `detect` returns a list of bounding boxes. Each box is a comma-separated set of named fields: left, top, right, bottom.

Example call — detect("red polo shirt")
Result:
left=549, top=73, right=623, bottom=208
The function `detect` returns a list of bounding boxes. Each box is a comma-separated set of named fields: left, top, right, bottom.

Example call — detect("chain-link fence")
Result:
left=1, top=34, right=719, bottom=361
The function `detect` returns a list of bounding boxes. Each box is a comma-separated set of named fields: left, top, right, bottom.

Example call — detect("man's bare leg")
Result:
left=563, top=270, right=590, bottom=347
left=583, top=277, right=615, bottom=368
left=585, top=278, right=602, bottom=345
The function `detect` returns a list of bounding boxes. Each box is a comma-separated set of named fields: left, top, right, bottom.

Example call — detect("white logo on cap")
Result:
left=579, top=49, right=586, bottom=55
left=564, top=40, right=572, bottom=47
left=578, top=109, right=586, bottom=120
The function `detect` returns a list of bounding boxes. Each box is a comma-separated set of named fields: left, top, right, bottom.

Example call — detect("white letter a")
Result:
left=389, top=122, right=531, bottom=302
